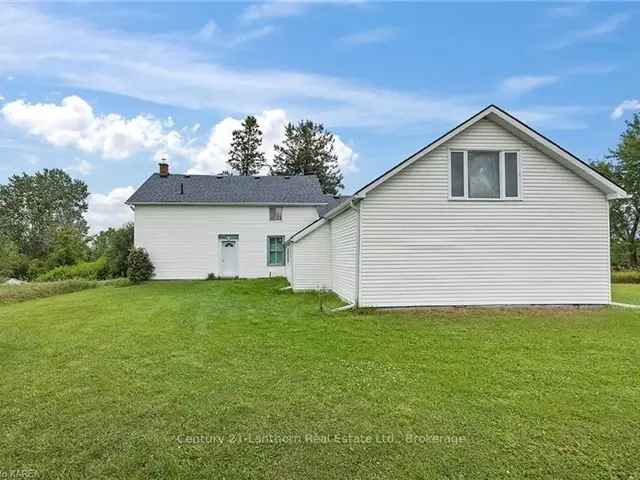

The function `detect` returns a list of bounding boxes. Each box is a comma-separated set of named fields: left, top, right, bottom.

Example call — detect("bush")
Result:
left=612, top=270, right=640, bottom=284
left=36, top=257, right=109, bottom=282
left=26, top=258, right=50, bottom=281
left=127, top=248, right=154, bottom=283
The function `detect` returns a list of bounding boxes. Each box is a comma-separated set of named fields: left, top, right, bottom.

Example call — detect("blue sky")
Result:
left=0, top=1, right=638, bottom=232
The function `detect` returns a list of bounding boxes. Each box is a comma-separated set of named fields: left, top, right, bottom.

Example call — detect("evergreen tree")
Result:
left=592, top=113, right=640, bottom=267
left=271, top=120, right=343, bottom=195
left=227, top=116, right=266, bottom=175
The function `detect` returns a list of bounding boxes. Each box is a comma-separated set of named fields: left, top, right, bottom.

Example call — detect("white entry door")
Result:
left=220, top=239, right=238, bottom=277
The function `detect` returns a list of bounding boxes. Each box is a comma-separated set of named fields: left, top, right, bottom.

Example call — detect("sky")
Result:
left=0, top=1, right=638, bottom=233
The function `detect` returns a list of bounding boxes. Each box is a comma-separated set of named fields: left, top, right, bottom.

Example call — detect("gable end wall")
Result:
left=358, top=119, right=610, bottom=306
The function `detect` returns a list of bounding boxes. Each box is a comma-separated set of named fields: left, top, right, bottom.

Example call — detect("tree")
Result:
left=227, top=116, right=266, bottom=175
left=271, top=120, right=343, bottom=195
left=47, top=226, right=89, bottom=268
left=0, top=169, right=89, bottom=258
left=91, top=223, right=134, bottom=277
left=592, top=113, right=640, bottom=267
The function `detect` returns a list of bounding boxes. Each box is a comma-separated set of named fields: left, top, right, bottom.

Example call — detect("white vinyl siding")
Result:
left=134, top=205, right=318, bottom=279
left=330, top=208, right=358, bottom=303
left=290, top=222, right=332, bottom=291
left=358, top=118, right=610, bottom=307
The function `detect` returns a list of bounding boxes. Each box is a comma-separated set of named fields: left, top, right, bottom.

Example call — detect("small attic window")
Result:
left=269, top=207, right=283, bottom=221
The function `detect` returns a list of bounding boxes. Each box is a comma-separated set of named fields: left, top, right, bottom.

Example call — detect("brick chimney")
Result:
left=159, top=161, right=169, bottom=177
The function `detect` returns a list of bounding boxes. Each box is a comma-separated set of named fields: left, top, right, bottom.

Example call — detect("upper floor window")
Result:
left=450, top=150, right=520, bottom=200
left=269, top=206, right=283, bottom=221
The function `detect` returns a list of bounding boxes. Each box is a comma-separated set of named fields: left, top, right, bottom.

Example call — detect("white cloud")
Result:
left=65, top=159, right=93, bottom=176
left=0, top=4, right=592, bottom=135
left=611, top=99, right=640, bottom=120
left=2, top=93, right=359, bottom=176
left=500, top=75, right=559, bottom=96
left=188, top=109, right=358, bottom=175
left=340, top=27, right=396, bottom=46
left=241, top=2, right=308, bottom=22
left=1, top=96, right=190, bottom=160
left=86, top=186, right=135, bottom=234
left=551, top=13, right=631, bottom=49
left=0, top=94, right=4, bottom=102
left=333, top=135, right=358, bottom=173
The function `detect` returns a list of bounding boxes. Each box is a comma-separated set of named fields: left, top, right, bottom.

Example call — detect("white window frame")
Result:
left=267, top=235, right=286, bottom=266
left=448, top=149, right=521, bottom=201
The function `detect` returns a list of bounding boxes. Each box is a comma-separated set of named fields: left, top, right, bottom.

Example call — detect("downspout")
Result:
left=348, top=199, right=362, bottom=308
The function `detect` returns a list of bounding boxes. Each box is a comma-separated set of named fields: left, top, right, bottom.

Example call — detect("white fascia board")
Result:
left=354, top=105, right=628, bottom=201
left=126, top=201, right=328, bottom=206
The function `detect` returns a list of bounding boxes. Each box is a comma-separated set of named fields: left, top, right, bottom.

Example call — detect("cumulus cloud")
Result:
left=1, top=96, right=190, bottom=160
left=86, top=186, right=135, bottom=234
left=188, top=109, right=358, bottom=175
left=500, top=75, right=559, bottom=96
left=611, top=99, right=640, bottom=120
left=2, top=94, right=358, bottom=176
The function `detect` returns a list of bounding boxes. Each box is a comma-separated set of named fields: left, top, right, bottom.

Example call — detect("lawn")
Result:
left=612, top=284, right=640, bottom=305
left=1, top=279, right=639, bottom=479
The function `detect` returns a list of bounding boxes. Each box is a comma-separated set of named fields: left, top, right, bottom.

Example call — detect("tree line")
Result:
left=592, top=113, right=640, bottom=268
left=0, top=169, right=134, bottom=281
left=226, top=116, right=344, bottom=195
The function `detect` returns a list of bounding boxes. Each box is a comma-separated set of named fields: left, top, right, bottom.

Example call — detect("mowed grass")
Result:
left=1, top=279, right=639, bottom=479
left=612, top=284, right=640, bottom=305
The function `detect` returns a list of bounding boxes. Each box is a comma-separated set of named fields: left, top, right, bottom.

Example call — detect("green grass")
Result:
left=612, top=283, right=640, bottom=305
left=1, top=279, right=639, bottom=479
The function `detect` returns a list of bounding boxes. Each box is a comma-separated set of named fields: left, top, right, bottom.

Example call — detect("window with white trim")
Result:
left=267, top=236, right=285, bottom=266
left=450, top=150, right=520, bottom=200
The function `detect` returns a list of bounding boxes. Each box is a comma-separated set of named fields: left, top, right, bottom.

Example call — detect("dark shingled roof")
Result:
left=126, top=174, right=329, bottom=205
left=316, top=195, right=352, bottom=216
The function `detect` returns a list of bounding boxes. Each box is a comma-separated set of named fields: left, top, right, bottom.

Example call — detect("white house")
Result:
left=128, top=105, right=627, bottom=306
left=286, top=105, right=628, bottom=307
left=127, top=167, right=335, bottom=279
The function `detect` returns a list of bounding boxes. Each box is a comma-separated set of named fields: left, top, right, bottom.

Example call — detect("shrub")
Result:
left=612, top=270, right=640, bottom=284
left=36, top=257, right=109, bottom=282
left=26, top=258, right=50, bottom=281
left=127, top=248, right=154, bottom=283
